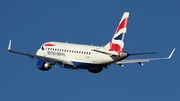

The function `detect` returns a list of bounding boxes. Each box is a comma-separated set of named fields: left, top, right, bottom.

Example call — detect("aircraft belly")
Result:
left=71, top=61, right=106, bottom=69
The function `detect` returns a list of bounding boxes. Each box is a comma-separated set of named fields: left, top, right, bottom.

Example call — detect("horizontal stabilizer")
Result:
left=129, top=52, right=158, bottom=56
left=92, top=49, right=116, bottom=56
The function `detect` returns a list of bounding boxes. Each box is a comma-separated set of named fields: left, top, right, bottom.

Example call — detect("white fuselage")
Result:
left=36, top=42, right=123, bottom=69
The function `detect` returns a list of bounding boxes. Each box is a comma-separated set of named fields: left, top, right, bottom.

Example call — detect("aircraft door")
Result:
left=92, top=52, right=97, bottom=62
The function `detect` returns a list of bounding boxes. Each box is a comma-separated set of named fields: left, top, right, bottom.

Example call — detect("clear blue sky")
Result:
left=1, top=0, right=180, bottom=101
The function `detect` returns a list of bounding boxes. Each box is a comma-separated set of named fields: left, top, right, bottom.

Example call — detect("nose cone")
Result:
left=120, top=51, right=129, bottom=58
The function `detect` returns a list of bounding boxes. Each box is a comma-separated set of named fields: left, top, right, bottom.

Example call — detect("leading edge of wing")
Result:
left=8, top=40, right=63, bottom=63
left=8, top=40, right=36, bottom=59
left=116, top=48, right=175, bottom=64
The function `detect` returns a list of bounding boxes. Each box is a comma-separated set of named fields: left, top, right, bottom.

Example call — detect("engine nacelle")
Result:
left=88, top=67, right=103, bottom=73
left=36, top=60, right=52, bottom=71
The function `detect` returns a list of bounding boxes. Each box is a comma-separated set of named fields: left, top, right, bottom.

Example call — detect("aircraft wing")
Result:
left=116, top=48, right=175, bottom=66
left=7, top=40, right=66, bottom=64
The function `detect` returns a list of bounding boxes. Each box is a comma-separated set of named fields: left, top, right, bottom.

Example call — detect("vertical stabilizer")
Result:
left=105, top=12, right=129, bottom=56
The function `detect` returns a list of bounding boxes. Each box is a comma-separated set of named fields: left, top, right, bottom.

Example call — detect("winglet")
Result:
left=8, top=40, right=12, bottom=51
left=168, top=48, right=175, bottom=59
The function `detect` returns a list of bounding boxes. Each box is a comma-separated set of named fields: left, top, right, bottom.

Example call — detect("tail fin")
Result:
left=105, top=12, right=129, bottom=56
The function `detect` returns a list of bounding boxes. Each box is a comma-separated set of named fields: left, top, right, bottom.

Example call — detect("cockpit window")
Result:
left=41, top=46, right=44, bottom=50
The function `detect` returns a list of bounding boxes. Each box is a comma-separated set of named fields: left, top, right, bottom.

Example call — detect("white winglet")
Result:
left=168, top=48, right=175, bottom=59
left=8, top=40, right=12, bottom=51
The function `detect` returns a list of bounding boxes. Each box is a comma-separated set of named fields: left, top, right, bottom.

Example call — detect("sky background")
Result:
left=1, top=0, right=180, bottom=101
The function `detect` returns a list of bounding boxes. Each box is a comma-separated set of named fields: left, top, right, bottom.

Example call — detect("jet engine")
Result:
left=88, top=67, right=103, bottom=73
left=36, top=60, right=52, bottom=71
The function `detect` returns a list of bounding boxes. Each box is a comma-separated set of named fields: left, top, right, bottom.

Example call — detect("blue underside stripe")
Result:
left=72, top=61, right=105, bottom=68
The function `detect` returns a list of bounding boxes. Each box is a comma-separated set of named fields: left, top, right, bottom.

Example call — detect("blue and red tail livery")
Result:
left=109, top=12, right=129, bottom=56
left=114, top=17, right=128, bottom=34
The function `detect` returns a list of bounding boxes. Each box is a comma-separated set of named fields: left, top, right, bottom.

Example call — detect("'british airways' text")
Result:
left=47, top=51, right=65, bottom=56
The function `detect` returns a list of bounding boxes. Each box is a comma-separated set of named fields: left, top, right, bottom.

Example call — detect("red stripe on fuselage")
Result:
left=44, top=43, right=55, bottom=46
left=115, top=18, right=128, bottom=34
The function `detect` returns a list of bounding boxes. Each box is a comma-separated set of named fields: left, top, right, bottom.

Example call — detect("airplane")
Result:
left=8, top=12, right=175, bottom=73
